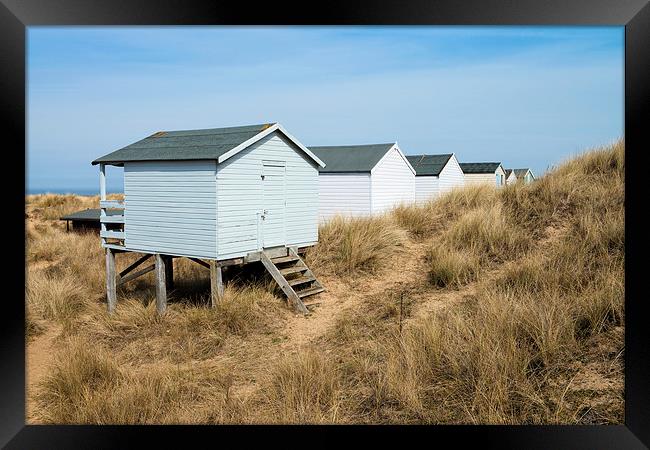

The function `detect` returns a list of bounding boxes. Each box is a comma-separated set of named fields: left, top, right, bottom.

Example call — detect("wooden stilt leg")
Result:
left=155, top=254, right=167, bottom=314
left=106, top=248, right=117, bottom=313
left=210, top=261, right=224, bottom=307
left=165, top=256, right=174, bottom=290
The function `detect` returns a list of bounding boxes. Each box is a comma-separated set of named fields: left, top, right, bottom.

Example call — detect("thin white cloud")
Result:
left=26, top=27, right=623, bottom=190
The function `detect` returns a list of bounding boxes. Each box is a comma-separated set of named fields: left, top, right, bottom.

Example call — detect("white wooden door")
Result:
left=261, top=161, right=286, bottom=248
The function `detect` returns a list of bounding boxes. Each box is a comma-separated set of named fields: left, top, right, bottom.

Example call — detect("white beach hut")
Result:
left=308, top=143, right=416, bottom=221
left=505, top=169, right=518, bottom=185
left=513, top=168, right=536, bottom=184
left=460, top=162, right=507, bottom=188
left=92, top=123, right=327, bottom=314
left=405, top=153, right=465, bottom=203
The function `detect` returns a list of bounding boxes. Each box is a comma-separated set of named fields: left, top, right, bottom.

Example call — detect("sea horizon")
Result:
left=26, top=187, right=124, bottom=196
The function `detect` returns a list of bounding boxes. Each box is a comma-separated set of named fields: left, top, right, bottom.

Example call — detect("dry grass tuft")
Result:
left=392, top=185, right=498, bottom=238
left=213, top=284, right=279, bottom=334
left=502, top=140, right=624, bottom=233
left=261, top=350, right=342, bottom=423
left=425, top=245, right=480, bottom=288
left=306, top=215, right=407, bottom=275
left=27, top=193, right=123, bottom=221
left=36, top=337, right=123, bottom=423
left=26, top=269, right=89, bottom=323
left=392, top=202, right=445, bottom=237
left=85, top=283, right=282, bottom=364
left=443, top=203, right=532, bottom=262
left=35, top=336, right=222, bottom=424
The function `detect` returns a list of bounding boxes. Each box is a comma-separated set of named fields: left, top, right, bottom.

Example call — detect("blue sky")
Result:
left=27, top=26, right=623, bottom=193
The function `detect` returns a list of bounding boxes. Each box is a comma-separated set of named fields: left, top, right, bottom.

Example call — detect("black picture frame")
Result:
left=4, top=0, right=648, bottom=447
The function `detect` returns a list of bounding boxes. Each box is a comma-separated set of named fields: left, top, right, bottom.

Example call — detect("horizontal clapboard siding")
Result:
left=464, top=173, right=496, bottom=186
left=438, top=154, right=465, bottom=195
left=414, top=176, right=439, bottom=203
left=216, top=131, right=319, bottom=260
left=318, top=173, right=371, bottom=221
left=371, top=147, right=415, bottom=214
left=124, top=160, right=217, bottom=258
left=464, top=166, right=506, bottom=188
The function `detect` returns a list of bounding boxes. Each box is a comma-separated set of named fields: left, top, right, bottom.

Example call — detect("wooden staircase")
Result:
left=259, top=248, right=325, bottom=314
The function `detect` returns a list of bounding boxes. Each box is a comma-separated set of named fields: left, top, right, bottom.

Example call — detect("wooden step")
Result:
left=260, top=249, right=324, bottom=315
left=272, top=255, right=300, bottom=264
left=297, top=286, right=325, bottom=298
left=288, top=275, right=316, bottom=287
left=302, top=299, right=322, bottom=307
left=280, top=265, right=308, bottom=276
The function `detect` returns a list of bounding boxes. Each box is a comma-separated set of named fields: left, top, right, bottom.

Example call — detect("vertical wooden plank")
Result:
left=164, top=256, right=174, bottom=290
left=99, top=164, right=107, bottom=246
left=216, top=264, right=224, bottom=302
left=99, top=163, right=106, bottom=200
left=155, top=254, right=167, bottom=314
left=209, top=261, right=224, bottom=307
left=106, top=248, right=117, bottom=313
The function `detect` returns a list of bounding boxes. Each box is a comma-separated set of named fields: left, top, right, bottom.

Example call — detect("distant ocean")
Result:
left=27, top=188, right=123, bottom=196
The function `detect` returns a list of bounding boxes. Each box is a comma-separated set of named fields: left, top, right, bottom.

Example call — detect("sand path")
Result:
left=26, top=325, right=60, bottom=421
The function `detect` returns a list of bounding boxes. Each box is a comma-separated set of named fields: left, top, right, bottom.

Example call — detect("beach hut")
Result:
left=405, top=153, right=465, bottom=203
left=505, top=169, right=517, bottom=185
left=460, top=162, right=507, bottom=188
left=309, top=143, right=415, bottom=221
left=513, top=168, right=536, bottom=184
left=92, top=123, right=327, bottom=314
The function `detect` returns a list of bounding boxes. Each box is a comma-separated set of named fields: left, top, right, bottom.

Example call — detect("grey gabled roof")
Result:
left=60, top=208, right=122, bottom=221
left=505, top=168, right=515, bottom=177
left=308, top=143, right=396, bottom=173
left=92, top=123, right=273, bottom=165
left=406, top=154, right=453, bottom=176
left=459, top=162, right=503, bottom=174
left=91, top=123, right=325, bottom=168
left=513, top=168, right=534, bottom=178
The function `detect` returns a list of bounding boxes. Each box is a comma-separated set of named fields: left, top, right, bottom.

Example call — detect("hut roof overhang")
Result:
left=405, top=153, right=455, bottom=176
left=309, top=143, right=416, bottom=175
left=513, top=168, right=535, bottom=178
left=92, top=123, right=325, bottom=168
left=459, top=162, right=504, bottom=174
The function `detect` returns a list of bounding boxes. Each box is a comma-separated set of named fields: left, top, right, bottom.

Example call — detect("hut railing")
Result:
left=100, top=200, right=125, bottom=244
left=99, top=163, right=125, bottom=247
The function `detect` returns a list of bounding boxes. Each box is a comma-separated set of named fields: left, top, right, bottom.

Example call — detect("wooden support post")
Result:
left=155, top=254, right=167, bottom=314
left=165, top=255, right=174, bottom=290
left=106, top=248, right=117, bottom=313
left=209, top=261, right=224, bottom=307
